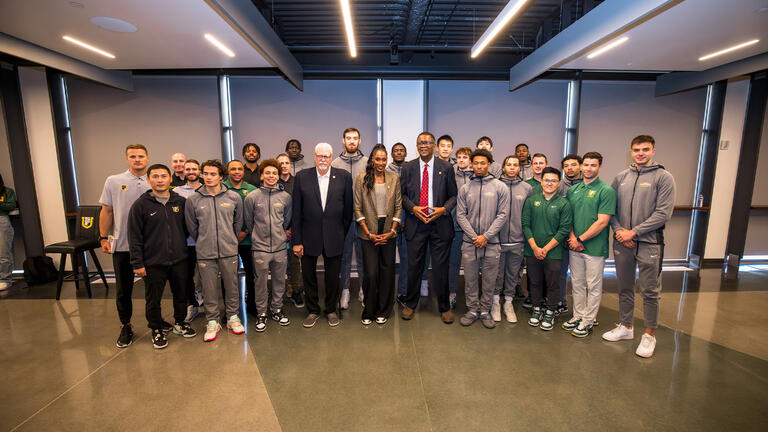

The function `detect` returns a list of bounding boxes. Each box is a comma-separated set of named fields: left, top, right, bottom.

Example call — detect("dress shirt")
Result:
left=418, top=155, right=434, bottom=208
left=317, top=168, right=331, bottom=211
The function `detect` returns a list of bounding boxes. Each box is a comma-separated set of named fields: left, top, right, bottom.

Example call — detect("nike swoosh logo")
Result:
left=150, top=212, right=157, bottom=216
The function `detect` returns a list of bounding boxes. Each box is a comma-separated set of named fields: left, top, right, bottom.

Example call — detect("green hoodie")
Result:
left=0, top=187, right=17, bottom=217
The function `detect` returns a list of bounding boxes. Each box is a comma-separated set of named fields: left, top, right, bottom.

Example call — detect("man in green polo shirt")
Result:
left=522, top=167, right=572, bottom=331
left=561, top=152, right=616, bottom=337
left=224, top=160, right=258, bottom=315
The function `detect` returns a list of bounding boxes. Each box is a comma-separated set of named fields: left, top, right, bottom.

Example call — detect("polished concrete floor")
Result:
left=1, top=267, right=767, bottom=431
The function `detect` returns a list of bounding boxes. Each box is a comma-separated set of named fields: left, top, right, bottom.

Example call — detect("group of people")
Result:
left=100, top=128, right=674, bottom=358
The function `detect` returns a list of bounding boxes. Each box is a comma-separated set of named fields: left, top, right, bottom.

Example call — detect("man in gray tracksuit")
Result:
left=602, top=135, right=675, bottom=359
left=456, top=149, right=509, bottom=329
left=244, top=159, right=293, bottom=332
left=185, top=160, right=245, bottom=342
left=332, top=127, right=368, bottom=308
left=493, top=156, right=532, bottom=323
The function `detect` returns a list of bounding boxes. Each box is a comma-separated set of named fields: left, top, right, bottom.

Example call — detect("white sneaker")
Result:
left=635, top=333, right=656, bottom=358
left=491, top=302, right=502, bottom=322
left=204, top=320, right=221, bottom=342
left=227, top=315, right=245, bottom=335
left=0, top=282, right=10, bottom=291
left=503, top=301, right=517, bottom=323
left=602, top=324, right=634, bottom=342
left=340, top=289, right=350, bottom=310
left=184, top=305, right=199, bottom=323
left=420, top=280, right=429, bottom=297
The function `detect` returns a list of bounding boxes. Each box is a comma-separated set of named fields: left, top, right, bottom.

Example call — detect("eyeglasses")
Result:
left=542, top=179, right=559, bottom=184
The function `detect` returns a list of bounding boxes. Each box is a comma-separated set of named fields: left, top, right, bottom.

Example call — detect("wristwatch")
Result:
left=99, top=236, right=108, bottom=241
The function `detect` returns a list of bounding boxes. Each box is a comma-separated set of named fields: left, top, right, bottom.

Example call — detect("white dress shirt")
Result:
left=317, top=168, right=331, bottom=211
left=418, top=155, right=434, bottom=208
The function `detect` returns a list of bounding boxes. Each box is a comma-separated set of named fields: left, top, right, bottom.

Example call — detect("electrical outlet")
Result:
left=719, top=140, right=729, bottom=150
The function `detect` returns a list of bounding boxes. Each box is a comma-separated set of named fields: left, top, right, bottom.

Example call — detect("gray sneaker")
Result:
left=303, top=313, right=320, bottom=328
left=327, top=312, right=341, bottom=327
left=460, top=311, right=478, bottom=327
left=479, top=312, right=496, bottom=329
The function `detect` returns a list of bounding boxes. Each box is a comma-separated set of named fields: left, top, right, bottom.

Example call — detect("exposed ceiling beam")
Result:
left=656, top=52, right=768, bottom=96
left=205, top=0, right=303, bottom=90
left=0, top=32, right=133, bottom=91
left=507, top=0, right=683, bottom=91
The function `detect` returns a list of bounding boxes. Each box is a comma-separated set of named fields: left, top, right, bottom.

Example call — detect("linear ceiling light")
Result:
left=471, top=0, right=528, bottom=59
left=339, top=0, right=357, bottom=57
left=62, top=35, right=115, bottom=59
left=586, top=36, right=629, bottom=59
left=699, top=39, right=759, bottom=61
left=204, top=33, right=235, bottom=57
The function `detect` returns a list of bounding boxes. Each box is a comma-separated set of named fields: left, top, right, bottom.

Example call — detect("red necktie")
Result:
left=420, top=163, right=429, bottom=207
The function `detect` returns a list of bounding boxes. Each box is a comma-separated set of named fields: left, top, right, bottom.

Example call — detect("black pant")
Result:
left=239, top=244, right=256, bottom=309
left=186, top=246, right=198, bottom=306
left=361, top=218, right=397, bottom=320
left=144, top=261, right=188, bottom=330
left=301, top=253, right=342, bottom=316
left=405, top=225, right=451, bottom=312
left=113, top=251, right=136, bottom=325
left=525, top=257, right=561, bottom=311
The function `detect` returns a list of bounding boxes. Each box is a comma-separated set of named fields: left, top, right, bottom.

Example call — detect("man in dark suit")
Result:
left=400, top=132, right=458, bottom=323
left=292, top=142, right=353, bottom=328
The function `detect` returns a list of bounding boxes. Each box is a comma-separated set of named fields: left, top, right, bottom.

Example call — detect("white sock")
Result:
left=493, top=295, right=500, bottom=304
left=504, top=296, right=513, bottom=303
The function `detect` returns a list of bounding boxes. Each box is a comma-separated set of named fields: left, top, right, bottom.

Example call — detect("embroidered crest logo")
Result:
left=172, top=206, right=180, bottom=213
left=587, top=190, right=597, bottom=198
left=534, top=201, right=541, bottom=207
left=81, top=216, right=94, bottom=229
left=120, top=185, right=128, bottom=191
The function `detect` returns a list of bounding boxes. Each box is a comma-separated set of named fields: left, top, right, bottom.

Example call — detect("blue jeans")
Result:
left=341, top=222, right=364, bottom=293
left=0, top=216, right=13, bottom=283
left=448, top=231, right=462, bottom=295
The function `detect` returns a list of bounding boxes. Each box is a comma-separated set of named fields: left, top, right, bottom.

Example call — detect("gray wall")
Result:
left=230, top=77, right=378, bottom=160
left=427, top=80, right=567, bottom=161
left=580, top=81, right=707, bottom=259
left=744, top=105, right=768, bottom=255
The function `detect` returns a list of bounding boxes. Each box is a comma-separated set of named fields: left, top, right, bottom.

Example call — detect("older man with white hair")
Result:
left=292, top=143, right=353, bottom=328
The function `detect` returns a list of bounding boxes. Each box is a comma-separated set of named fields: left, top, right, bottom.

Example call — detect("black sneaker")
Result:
left=556, top=302, right=569, bottom=316
left=522, top=297, right=533, bottom=310
left=173, top=322, right=197, bottom=338
left=270, top=309, right=290, bottom=326
left=116, top=324, right=133, bottom=348
left=152, top=328, right=168, bottom=349
left=290, top=291, right=305, bottom=309
left=255, top=314, right=268, bottom=332
left=161, top=320, right=173, bottom=334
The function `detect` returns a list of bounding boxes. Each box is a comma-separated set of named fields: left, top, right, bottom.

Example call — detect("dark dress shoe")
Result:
left=401, top=306, right=415, bottom=320
left=441, top=310, right=454, bottom=324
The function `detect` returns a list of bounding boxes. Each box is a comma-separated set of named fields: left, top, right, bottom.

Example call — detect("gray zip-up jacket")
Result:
left=185, top=185, right=243, bottom=259
left=559, top=176, right=582, bottom=196
left=611, top=162, right=676, bottom=245
left=456, top=175, right=510, bottom=244
left=453, top=166, right=474, bottom=231
left=332, top=150, right=368, bottom=181
left=520, top=163, right=534, bottom=181
left=498, top=176, right=533, bottom=244
left=243, top=185, right=292, bottom=253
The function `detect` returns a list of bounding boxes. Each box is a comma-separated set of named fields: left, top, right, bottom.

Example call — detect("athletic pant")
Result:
left=144, top=261, right=188, bottom=330
left=495, top=244, right=524, bottom=299
left=360, top=218, right=396, bottom=320
left=462, top=243, right=501, bottom=314
left=614, top=242, right=662, bottom=329
left=340, top=221, right=364, bottom=294
left=569, top=251, right=605, bottom=326
left=238, top=244, right=256, bottom=309
left=525, top=257, right=561, bottom=311
left=302, top=253, right=342, bottom=316
left=113, top=251, right=136, bottom=325
left=253, top=250, right=287, bottom=315
left=559, top=246, right=570, bottom=304
left=185, top=246, right=202, bottom=307
left=198, top=256, right=240, bottom=322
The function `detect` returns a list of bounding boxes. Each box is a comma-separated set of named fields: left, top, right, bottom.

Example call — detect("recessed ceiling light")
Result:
left=204, top=34, right=235, bottom=57
left=587, top=36, right=629, bottom=59
left=90, top=17, right=137, bottom=33
left=62, top=35, right=115, bottom=59
left=698, top=39, right=759, bottom=61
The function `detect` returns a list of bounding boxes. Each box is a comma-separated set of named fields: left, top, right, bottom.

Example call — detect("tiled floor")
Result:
left=1, top=267, right=767, bottom=431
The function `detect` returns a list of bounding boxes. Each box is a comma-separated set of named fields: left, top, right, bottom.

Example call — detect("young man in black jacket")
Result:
left=128, top=164, right=196, bottom=349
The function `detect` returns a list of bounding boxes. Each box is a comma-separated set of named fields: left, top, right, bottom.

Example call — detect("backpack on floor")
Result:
left=23, top=256, right=59, bottom=286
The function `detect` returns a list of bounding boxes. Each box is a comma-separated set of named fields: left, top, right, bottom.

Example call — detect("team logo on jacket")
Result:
left=120, top=185, right=128, bottom=191
left=515, top=194, right=524, bottom=200
left=172, top=206, right=180, bottom=213
left=587, top=190, right=597, bottom=198
left=274, top=202, right=283, bottom=208
left=81, top=217, right=94, bottom=229
left=534, top=201, right=541, bottom=207
left=639, top=182, right=651, bottom=188
left=221, top=203, right=231, bottom=208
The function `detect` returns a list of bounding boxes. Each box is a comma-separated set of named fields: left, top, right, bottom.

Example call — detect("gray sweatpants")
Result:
left=462, top=242, right=501, bottom=314
left=495, top=243, right=524, bottom=299
left=569, top=251, right=605, bottom=326
left=253, top=250, right=287, bottom=314
left=614, top=242, right=662, bottom=329
left=198, top=256, right=240, bottom=322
